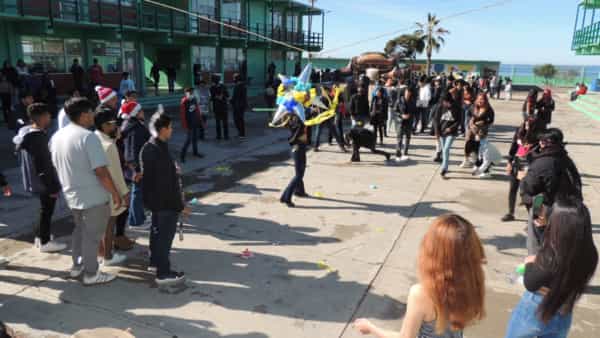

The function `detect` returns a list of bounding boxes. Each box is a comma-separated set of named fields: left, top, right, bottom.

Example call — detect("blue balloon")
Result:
left=283, top=99, right=298, bottom=112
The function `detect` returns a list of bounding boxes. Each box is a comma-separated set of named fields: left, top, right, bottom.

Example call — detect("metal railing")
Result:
left=572, top=21, right=600, bottom=51
left=1, top=0, right=323, bottom=49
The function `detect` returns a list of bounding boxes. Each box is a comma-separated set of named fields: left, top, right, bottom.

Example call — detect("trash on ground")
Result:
left=239, top=249, right=254, bottom=259
left=369, top=184, right=378, bottom=190
left=314, top=191, right=324, bottom=198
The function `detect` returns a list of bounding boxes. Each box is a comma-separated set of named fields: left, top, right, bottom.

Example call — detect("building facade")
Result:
left=572, top=0, right=600, bottom=55
left=0, top=0, right=324, bottom=96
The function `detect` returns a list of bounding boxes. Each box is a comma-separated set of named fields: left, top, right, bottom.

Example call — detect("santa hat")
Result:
left=95, top=86, right=116, bottom=104
left=119, top=101, right=142, bottom=120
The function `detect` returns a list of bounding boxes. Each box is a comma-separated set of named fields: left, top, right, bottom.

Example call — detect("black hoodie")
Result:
left=140, top=137, right=184, bottom=212
left=14, top=126, right=60, bottom=195
left=121, top=116, right=150, bottom=176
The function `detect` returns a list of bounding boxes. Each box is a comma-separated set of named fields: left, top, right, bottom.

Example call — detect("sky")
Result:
left=306, top=0, right=600, bottom=66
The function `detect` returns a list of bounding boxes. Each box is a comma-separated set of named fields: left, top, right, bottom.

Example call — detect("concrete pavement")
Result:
left=0, top=92, right=599, bottom=337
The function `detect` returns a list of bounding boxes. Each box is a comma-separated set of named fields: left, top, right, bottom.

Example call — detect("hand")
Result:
left=134, top=173, right=143, bottom=183
left=524, top=255, right=536, bottom=264
left=112, top=193, right=123, bottom=210
left=445, top=128, right=452, bottom=134
left=123, top=192, right=131, bottom=207
left=182, top=206, right=192, bottom=218
left=506, top=163, right=512, bottom=175
left=353, top=318, right=376, bottom=335
left=3, top=185, right=12, bottom=197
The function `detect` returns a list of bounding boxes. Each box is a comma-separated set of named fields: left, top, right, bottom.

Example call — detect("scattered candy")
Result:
left=317, top=260, right=335, bottom=272
left=3, top=186, right=12, bottom=197
left=375, top=227, right=385, bottom=233
left=314, top=191, right=324, bottom=198
left=240, top=249, right=254, bottom=259
left=189, top=198, right=200, bottom=205
left=515, top=263, right=526, bottom=276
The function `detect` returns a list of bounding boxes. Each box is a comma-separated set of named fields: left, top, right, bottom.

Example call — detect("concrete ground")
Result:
left=0, top=91, right=599, bottom=338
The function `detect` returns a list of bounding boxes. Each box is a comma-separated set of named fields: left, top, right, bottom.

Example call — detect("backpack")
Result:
left=18, top=148, right=44, bottom=194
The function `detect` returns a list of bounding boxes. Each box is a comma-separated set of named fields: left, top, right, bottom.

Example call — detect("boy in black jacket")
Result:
left=141, top=113, right=190, bottom=285
left=13, top=103, right=65, bottom=252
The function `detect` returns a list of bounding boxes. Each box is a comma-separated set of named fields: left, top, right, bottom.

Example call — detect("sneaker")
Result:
left=147, top=265, right=157, bottom=273
left=400, top=155, right=409, bottom=161
left=440, top=169, right=449, bottom=179
left=472, top=166, right=481, bottom=175
left=459, top=160, right=472, bottom=168
left=501, top=214, right=515, bottom=222
left=478, top=172, right=491, bottom=179
left=34, top=237, right=41, bottom=249
left=40, top=240, right=67, bottom=253
left=155, top=271, right=186, bottom=286
left=131, top=219, right=152, bottom=231
left=102, top=252, right=127, bottom=267
left=83, top=271, right=117, bottom=286
left=69, top=265, right=84, bottom=279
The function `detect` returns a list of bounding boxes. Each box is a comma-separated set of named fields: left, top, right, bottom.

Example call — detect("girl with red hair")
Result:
left=354, top=214, right=486, bottom=338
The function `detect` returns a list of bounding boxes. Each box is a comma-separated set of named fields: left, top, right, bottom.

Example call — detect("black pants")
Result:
left=150, top=210, right=179, bottom=278
left=115, top=208, right=128, bottom=237
left=351, top=144, right=390, bottom=162
left=397, top=124, right=412, bottom=156
left=316, top=118, right=343, bottom=149
left=233, top=107, right=246, bottom=137
left=373, top=122, right=385, bottom=145
left=36, top=194, right=57, bottom=245
left=281, top=144, right=307, bottom=203
left=508, top=175, right=520, bottom=215
left=168, top=78, right=175, bottom=93
left=414, top=107, right=429, bottom=132
left=215, top=113, right=229, bottom=139
left=1, top=93, right=11, bottom=125
left=181, top=127, right=200, bottom=159
left=334, top=115, right=344, bottom=143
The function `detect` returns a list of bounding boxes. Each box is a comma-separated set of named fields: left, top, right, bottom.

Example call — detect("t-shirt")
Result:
left=50, top=123, right=109, bottom=209
left=57, top=108, right=70, bottom=129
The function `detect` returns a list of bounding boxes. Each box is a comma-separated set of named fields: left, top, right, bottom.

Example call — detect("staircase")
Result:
left=569, top=93, right=600, bottom=121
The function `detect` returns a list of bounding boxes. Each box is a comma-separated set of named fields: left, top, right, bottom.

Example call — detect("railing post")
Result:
left=48, top=0, right=54, bottom=25
left=75, top=0, right=80, bottom=21
left=154, top=6, right=158, bottom=30
left=170, top=8, right=174, bottom=35
left=98, top=0, right=102, bottom=25
left=19, top=0, right=24, bottom=16
left=118, top=0, right=122, bottom=29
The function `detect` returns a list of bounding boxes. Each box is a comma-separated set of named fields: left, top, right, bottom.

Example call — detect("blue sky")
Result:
left=308, top=0, right=599, bottom=65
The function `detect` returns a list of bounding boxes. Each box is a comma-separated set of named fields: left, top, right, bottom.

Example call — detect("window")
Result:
left=189, top=0, right=215, bottom=15
left=222, top=0, right=241, bottom=22
left=286, top=15, right=298, bottom=32
left=90, top=40, right=123, bottom=73
left=223, top=48, right=244, bottom=71
left=192, top=46, right=217, bottom=73
left=273, top=11, right=283, bottom=29
left=21, top=36, right=81, bottom=73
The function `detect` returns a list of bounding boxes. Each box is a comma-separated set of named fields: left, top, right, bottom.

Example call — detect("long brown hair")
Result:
left=418, top=214, right=486, bottom=334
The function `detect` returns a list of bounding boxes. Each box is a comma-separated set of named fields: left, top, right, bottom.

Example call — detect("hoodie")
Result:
left=120, top=116, right=150, bottom=177
left=13, top=125, right=60, bottom=194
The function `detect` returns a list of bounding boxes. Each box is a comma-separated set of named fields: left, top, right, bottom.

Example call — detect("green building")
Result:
left=0, top=0, right=324, bottom=97
left=572, top=0, right=600, bottom=55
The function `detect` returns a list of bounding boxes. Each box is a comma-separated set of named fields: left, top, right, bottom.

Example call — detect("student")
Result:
left=522, top=89, right=538, bottom=121
left=314, top=85, right=347, bottom=153
left=504, top=199, right=598, bottom=338
left=141, top=112, right=189, bottom=285
left=151, top=61, right=160, bottom=95
left=13, top=91, right=33, bottom=131
left=211, top=75, right=230, bottom=140
left=88, top=58, right=104, bottom=89
left=394, top=85, right=416, bottom=161
left=536, top=89, right=555, bottom=128
left=280, top=114, right=309, bottom=208
left=504, top=79, right=513, bottom=101
left=70, top=58, right=84, bottom=93
left=57, top=89, right=81, bottom=130
left=415, top=77, right=431, bottom=134
left=118, top=72, right=136, bottom=99
left=94, top=107, right=129, bottom=266
left=370, top=87, right=388, bottom=146
left=166, top=65, right=176, bottom=93
left=0, top=74, right=13, bottom=127
left=354, top=214, right=485, bottom=338
left=469, top=93, right=495, bottom=178
left=194, top=80, right=211, bottom=126
left=179, top=88, right=205, bottom=163
left=439, top=92, right=461, bottom=179
left=231, top=73, right=248, bottom=138
left=345, top=120, right=391, bottom=163
left=13, top=103, right=65, bottom=253
left=349, top=86, right=370, bottom=126
left=50, top=97, right=122, bottom=285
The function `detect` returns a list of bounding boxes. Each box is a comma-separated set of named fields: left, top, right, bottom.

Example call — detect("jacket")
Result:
left=536, top=99, right=555, bottom=125
left=370, top=96, right=388, bottom=124
left=140, top=137, right=184, bottom=212
left=417, top=84, right=431, bottom=108
left=95, top=131, right=129, bottom=216
left=439, top=101, right=462, bottom=137
left=468, top=106, right=495, bottom=139
left=179, top=95, right=203, bottom=130
left=395, top=93, right=417, bottom=123
left=520, top=145, right=582, bottom=207
left=121, top=117, right=150, bottom=176
left=231, top=82, right=248, bottom=111
left=210, top=83, right=229, bottom=116
left=349, top=93, right=370, bottom=120
left=288, top=116, right=308, bottom=146
left=13, top=126, right=60, bottom=195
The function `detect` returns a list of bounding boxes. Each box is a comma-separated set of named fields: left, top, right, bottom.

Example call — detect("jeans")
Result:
left=233, top=107, right=245, bottom=137
left=168, top=78, right=175, bottom=93
left=441, top=135, right=456, bottom=172
left=372, top=122, right=385, bottom=144
left=150, top=210, right=179, bottom=278
left=71, top=203, right=111, bottom=277
left=505, top=291, right=572, bottom=338
left=215, top=114, right=229, bottom=139
left=127, top=182, right=146, bottom=226
left=281, top=144, right=307, bottom=203
left=463, top=105, right=472, bottom=134
left=527, top=206, right=547, bottom=255
left=397, top=123, right=412, bottom=156
left=508, top=175, right=520, bottom=215
left=478, top=137, right=491, bottom=171
left=316, top=118, right=343, bottom=148
left=36, top=193, right=57, bottom=244
left=181, top=127, right=200, bottom=158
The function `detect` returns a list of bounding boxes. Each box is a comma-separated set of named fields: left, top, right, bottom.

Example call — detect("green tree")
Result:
left=415, top=13, right=449, bottom=76
left=533, top=64, right=558, bottom=85
left=384, top=33, right=426, bottom=62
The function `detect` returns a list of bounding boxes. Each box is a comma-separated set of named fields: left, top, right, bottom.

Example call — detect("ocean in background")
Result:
left=499, top=64, right=600, bottom=87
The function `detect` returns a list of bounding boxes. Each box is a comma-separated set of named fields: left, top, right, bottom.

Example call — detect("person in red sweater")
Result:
left=179, top=88, right=205, bottom=163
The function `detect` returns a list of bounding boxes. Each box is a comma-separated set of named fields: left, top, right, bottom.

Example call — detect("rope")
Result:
left=143, top=0, right=309, bottom=53
left=318, top=0, right=515, bottom=56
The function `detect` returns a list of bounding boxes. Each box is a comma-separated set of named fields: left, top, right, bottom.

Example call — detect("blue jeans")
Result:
left=127, top=182, right=146, bottom=226
left=149, top=210, right=179, bottom=278
left=181, top=127, right=200, bottom=158
left=281, top=144, right=307, bottom=203
left=441, top=135, right=456, bottom=172
left=505, top=291, right=572, bottom=338
left=478, top=137, right=491, bottom=171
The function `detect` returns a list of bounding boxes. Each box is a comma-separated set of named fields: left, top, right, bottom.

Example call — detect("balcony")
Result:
left=247, top=23, right=323, bottom=51
left=572, top=1, right=600, bottom=55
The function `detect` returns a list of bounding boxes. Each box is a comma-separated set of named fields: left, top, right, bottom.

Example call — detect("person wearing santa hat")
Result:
left=120, top=100, right=150, bottom=238
left=95, top=85, right=118, bottom=111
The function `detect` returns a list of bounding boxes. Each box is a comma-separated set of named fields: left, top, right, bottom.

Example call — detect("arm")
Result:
left=29, top=137, right=61, bottom=195
left=94, top=166, right=122, bottom=209
left=524, top=261, right=552, bottom=292
left=86, top=133, right=121, bottom=208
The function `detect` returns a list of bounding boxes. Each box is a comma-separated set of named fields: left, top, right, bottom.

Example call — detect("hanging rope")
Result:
left=144, top=0, right=309, bottom=53
left=317, top=0, right=515, bottom=57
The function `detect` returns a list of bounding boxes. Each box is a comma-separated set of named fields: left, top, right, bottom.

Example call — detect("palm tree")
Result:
left=384, top=33, right=426, bottom=62
left=415, top=13, right=449, bottom=76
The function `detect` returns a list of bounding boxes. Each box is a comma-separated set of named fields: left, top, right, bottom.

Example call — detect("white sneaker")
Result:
left=70, top=265, right=84, bottom=278
left=472, top=166, right=480, bottom=174
left=479, top=172, right=491, bottom=178
left=400, top=155, right=409, bottom=161
left=34, top=237, right=41, bottom=249
left=83, top=271, right=116, bottom=286
left=394, top=156, right=402, bottom=162
left=40, top=240, right=67, bottom=253
left=102, top=252, right=127, bottom=267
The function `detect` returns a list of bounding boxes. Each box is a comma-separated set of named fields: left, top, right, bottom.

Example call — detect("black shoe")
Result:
left=156, top=271, right=186, bottom=286
left=193, top=153, right=205, bottom=158
left=280, top=200, right=295, bottom=208
left=440, top=169, right=448, bottom=179
left=385, top=154, right=391, bottom=161
left=295, top=192, right=309, bottom=198
left=180, top=156, right=186, bottom=164
left=433, top=152, right=442, bottom=163
left=501, top=214, right=515, bottom=222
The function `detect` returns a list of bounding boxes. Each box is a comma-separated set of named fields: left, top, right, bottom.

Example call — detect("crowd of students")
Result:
left=0, top=66, right=598, bottom=338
